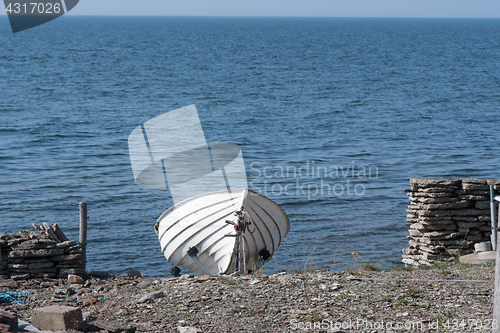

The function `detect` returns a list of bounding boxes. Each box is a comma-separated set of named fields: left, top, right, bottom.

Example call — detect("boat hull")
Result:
left=156, top=189, right=290, bottom=276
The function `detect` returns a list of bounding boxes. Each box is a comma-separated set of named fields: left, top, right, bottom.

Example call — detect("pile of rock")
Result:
left=0, top=230, right=83, bottom=280
left=403, top=178, right=500, bottom=266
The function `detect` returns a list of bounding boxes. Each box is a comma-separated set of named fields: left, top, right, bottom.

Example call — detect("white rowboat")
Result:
left=155, top=189, right=290, bottom=276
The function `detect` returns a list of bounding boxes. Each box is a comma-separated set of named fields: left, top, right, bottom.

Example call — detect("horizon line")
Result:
left=1, top=14, right=500, bottom=19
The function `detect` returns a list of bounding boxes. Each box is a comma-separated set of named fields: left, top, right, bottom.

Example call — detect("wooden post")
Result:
left=491, top=185, right=497, bottom=251
left=494, top=224, right=500, bottom=333
left=79, top=202, right=87, bottom=274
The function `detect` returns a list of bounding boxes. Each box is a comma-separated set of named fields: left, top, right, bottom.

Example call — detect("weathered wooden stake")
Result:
left=79, top=202, right=87, bottom=274
left=491, top=185, right=497, bottom=251
left=494, top=222, right=500, bottom=333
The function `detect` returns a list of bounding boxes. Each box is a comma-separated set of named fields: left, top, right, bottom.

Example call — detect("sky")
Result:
left=1, top=0, right=500, bottom=18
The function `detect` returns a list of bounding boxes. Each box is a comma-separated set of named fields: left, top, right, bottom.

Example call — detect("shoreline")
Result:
left=0, top=262, right=494, bottom=332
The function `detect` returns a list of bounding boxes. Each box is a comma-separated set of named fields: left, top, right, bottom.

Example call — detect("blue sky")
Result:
left=1, top=0, right=500, bottom=18
left=70, top=0, right=500, bottom=18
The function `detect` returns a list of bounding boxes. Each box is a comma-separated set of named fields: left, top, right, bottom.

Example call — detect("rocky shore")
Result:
left=0, top=263, right=494, bottom=333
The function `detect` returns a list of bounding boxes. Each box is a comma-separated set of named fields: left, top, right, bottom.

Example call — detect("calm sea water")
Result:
left=1, top=17, right=499, bottom=277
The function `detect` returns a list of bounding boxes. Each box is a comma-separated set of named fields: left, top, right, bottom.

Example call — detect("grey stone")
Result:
left=6, top=258, right=23, bottom=264
left=458, top=228, right=480, bottom=234
left=466, top=234, right=482, bottom=241
left=476, top=201, right=490, bottom=210
left=38, top=238, right=57, bottom=244
left=7, top=239, right=22, bottom=247
left=10, top=273, right=30, bottom=280
left=458, top=195, right=488, bottom=201
left=471, top=191, right=489, bottom=196
left=448, top=248, right=470, bottom=256
left=418, top=238, right=474, bottom=246
left=417, top=200, right=470, bottom=210
left=178, top=327, right=204, bottom=333
left=59, top=268, right=85, bottom=276
left=417, top=209, right=490, bottom=217
left=452, top=216, right=478, bottom=221
left=409, top=192, right=455, bottom=198
left=418, top=216, right=453, bottom=222
left=403, top=254, right=423, bottom=260
left=457, top=221, right=484, bottom=228
left=137, top=291, right=165, bottom=303
left=68, top=245, right=82, bottom=253
left=58, top=264, right=81, bottom=269
left=408, top=240, right=420, bottom=248
left=421, top=252, right=448, bottom=261
left=408, top=229, right=423, bottom=237
left=409, top=196, right=458, bottom=204
left=462, top=183, right=489, bottom=191
left=31, top=305, right=83, bottom=331
left=414, top=187, right=457, bottom=193
left=460, top=251, right=496, bottom=264
left=55, top=240, right=77, bottom=249
left=461, top=178, right=487, bottom=184
left=8, top=248, right=64, bottom=258
left=29, top=268, right=57, bottom=274
left=23, top=258, right=51, bottom=264
left=402, top=248, right=419, bottom=255
left=402, top=258, right=419, bottom=266
left=420, top=231, right=465, bottom=240
left=28, top=262, right=54, bottom=270
left=419, top=245, right=445, bottom=254
left=125, top=268, right=142, bottom=278
left=7, top=263, right=28, bottom=269
left=410, top=178, right=461, bottom=188
left=11, top=240, right=46, bottom=250
left=51, top=254, right=82, bottom=263
left=68, top=274, right=85, bottom=284
left=410, top=223, right=456, bottom=231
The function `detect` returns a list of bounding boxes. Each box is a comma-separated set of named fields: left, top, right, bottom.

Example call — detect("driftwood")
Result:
left=42, top=222, right=60, bottom=243
left=32, top=223, right=43, bottom=234
left=52, top=223, right=69, bottom=242
left=32, top=223, right=70, bottom=244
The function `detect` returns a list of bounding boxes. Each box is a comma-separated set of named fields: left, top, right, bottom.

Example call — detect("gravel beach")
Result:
left=0, top=263, right=494, bottom=333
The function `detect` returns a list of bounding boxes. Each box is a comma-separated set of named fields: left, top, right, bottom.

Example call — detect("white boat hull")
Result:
left=155, top=189, right=290, bottom=276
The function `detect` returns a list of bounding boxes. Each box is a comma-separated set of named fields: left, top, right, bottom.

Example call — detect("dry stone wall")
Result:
left=403, top=178, right=500, bottom=266
left=0, top=230, right=83, bottom=280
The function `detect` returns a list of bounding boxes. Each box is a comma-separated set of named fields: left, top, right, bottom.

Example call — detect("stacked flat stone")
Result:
left=0, top=230, right=83, bottom=280
left=403, top=178, right=500, bottom=266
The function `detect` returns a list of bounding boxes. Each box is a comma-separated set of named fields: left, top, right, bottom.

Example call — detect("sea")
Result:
left=1, top=16, right=499, bottom=277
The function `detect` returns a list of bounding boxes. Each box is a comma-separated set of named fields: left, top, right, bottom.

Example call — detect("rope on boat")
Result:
left=243, top=211, right=256, bottom=233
